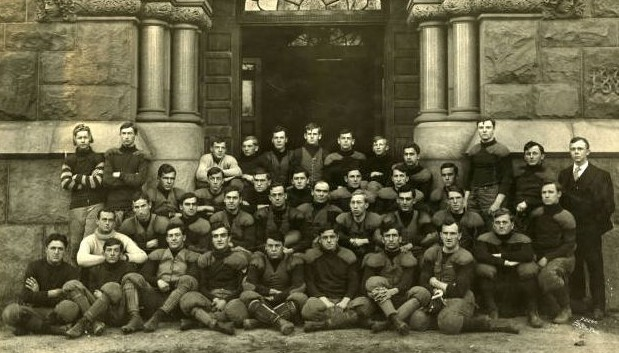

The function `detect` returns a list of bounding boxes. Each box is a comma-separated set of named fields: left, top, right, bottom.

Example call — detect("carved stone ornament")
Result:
left=409, top=0, right=544, bottom=22
left=37, top=0, right=77, bottom=22
left=541, top=0, right=585, bottom=19
left=590, top=66, right=619, bottom=96
left=72, top=0, right=142, bottom=17
left=170, top=6, right=212, bottom=27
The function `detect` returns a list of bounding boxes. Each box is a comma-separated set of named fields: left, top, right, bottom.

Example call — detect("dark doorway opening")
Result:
left=242, top=26, right=384, bottom=154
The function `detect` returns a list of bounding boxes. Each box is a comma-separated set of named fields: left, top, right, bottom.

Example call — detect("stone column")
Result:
left=417, top=21, right=448, bottom=122
left=170, top=24, right=201, bottom=123
left=449, top=16, right=479, bottom=120
left=137, top=19, right=170, bottom=122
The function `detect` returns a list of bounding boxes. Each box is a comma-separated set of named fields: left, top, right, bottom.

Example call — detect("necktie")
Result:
left=573, top=166, right=580, bottom=181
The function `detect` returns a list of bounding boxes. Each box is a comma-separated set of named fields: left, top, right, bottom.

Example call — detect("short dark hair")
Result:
left=304, top=122, right=322, bottom=133
left=380, top=222, right=402, bottom=236
left=72, top=123, right=94, bottom=145
left=445, top=185, right=465, bottom=197
left=157, top=163, right=177, bottom=177
left=570, top=136, right=590, bottom=149
left=440, top=162, right=459, bottom=176
left=492, top=207, right=514, bottom=221
left=223, top=185, right=242, bottom=197
left=269, top=182, right=286, bottom=193
left=290, top=166, right=309, bottom=178
left=210, top=222, right=230, bottom=235
left=403, top=142, right=420, bottom=155
left=178, top=192, right=198, bottom=205
left=345, top=166, right=362, bottom=176
left=97, top=208, right=116, bottom=220
left=210, top=136, right=226, bottom=146
left=477, top=117, right=496, bottom=128
left=103, top=238, right=124, bottom=251
left=440, top=216, right=460, bottom=233
left=391, top=162, right=408, bottom=174
left=207, top=167, right=224, bottom=178
left=396, top=184, right=416, bottom=197
left=253, top=167, right=271, bottom=179
left=272, top=125, right=288, bottom=136
left=131, top=191, right=151, bottom=203
left=166, top=220, right=185, bottom=234
left=542, top=180, right=562, bottom=192
left=523, top=141, right=545, bottom=154
left=119, top=122, right=137, bottom=135
left=338, top=128, right=353, bottom=137
left=45, top=233, right=68, bottom=248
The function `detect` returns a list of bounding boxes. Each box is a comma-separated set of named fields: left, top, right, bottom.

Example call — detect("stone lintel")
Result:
left=408, top=0, right=546, bottom=23
left=36, top=0, right=212, bottom=28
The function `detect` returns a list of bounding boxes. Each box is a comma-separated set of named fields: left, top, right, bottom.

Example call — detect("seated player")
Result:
left=255, top=183, right=310, bottom=253
left=64, top=238, right=136, bottom=338
left=290, top=122, right=326, bottom=185
left=240, top=235, right=307, bottom=335
left=286, top=167, right=313, bottom=208
left=364, top=135, right=394, bottom=194
left=195, top=137, right=243, bottom=190
left=143, top=163, right=185, bottom=219
left=330, top=167, right=376, bottom=212
left=241, top=168, right=271, bottom=214
left=118, top=222, right=200, bottom=334
left=210, top=186, right=257, bottom=253
left=375, top=163, right=423, bottom=214
left=77, top=208, right=147, bottom=270
left=118, top=192, right=169, bottom=253
left=296, top=180, right=343, bottom=239
left=528, top=182, right=576, bottom=324
left=474, top=208, right=542, bottom=328
left=170, top=192, right=211, bottom=253
left=408, top=220, right=518, bottom=335
left=301, top=226, right=374, bottom=332
left=382, top=185, right=434, bottom=260
left=179, top=224, right=250, bottom=335
left=397, top=142, right=432, bottom=200
left=362, top=225, right=419, bottom=335
left=431, top=186, right=484, bottom=252
left=194, top=167, right=226, bottom=217
left=2, top=234, right=80, bottom=336
left=335, top=189, right=383, bottom=260
left=261, top=125, right=295, bottom=186
left=238, top=135, right=265, bottom=186
left=323, top=128, right=367, bottom=189
left=428, top=162, right=459, bottom=212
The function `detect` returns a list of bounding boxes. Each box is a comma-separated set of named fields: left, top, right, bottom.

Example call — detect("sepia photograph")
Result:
left=0, top=0, right=618, bottom=352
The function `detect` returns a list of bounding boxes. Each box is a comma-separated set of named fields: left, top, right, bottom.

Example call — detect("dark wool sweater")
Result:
left=474, top=231, right=534, bottom=267
left=87, top=260, right=136, bottom=290
left=362, top=153, right=394, bottom=186
left=245, top=252, right=304, bottom=298
left=261, top=149, right=295, bottom=186
left=286, top=186, right=313, bottom=208
left=419, top=247, right=475, bottom=299
left=466, top=139, right=512, bottom=195
left=61, top=147, right=106, bottom=209
left=102, top=145, right=150, bottom=210
left=238, top=154, right=265, bottom=177
left=305, top=247, right=358, bottom=299
left=324, top=149, right=367, bottom=188
left=191, top=248, right=248, bottom=300
left=528, top=203, right=576, bottom=260
left=402, top=164, right=433, bottom=200
left=241, top=187, right=270, bottom=214
left=20, top=260, right=80, bottom=307
left=513, top=164, right=554, bottom=210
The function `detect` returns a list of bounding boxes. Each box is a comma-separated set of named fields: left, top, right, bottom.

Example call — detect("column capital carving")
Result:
left=407, top=1, right=448, bottom=24
left=408, top=0, right=548, bottom=23
left=36, top=0, right=213, bottom=28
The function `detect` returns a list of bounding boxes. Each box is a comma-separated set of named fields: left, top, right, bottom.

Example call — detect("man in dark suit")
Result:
left=558, top=137, right=615, bottom=320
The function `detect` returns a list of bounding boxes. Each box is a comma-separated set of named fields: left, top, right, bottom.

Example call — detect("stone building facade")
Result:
left=0, top=0, right=618, bottom=309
